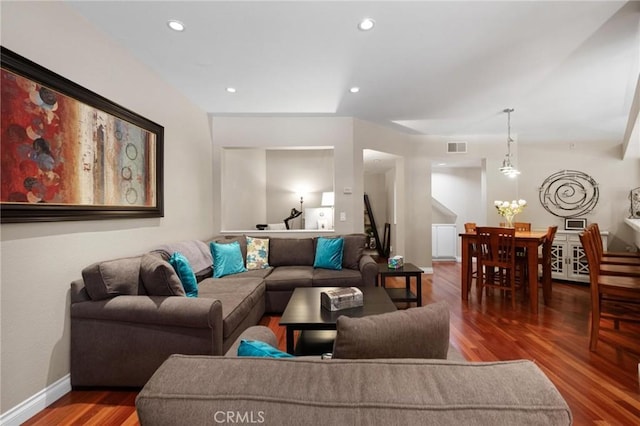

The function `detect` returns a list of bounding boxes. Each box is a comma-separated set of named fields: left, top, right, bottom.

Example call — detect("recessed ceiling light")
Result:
left=349, top=87, right=360, bottom=93
left=358, top=18, right=375, bottom=31
left=167, top=20, right=185, bottom=32
left=226, top=87, right=236, bottom=93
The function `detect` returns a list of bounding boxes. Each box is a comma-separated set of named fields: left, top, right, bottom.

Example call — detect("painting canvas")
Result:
left=1, top=47, right=163, bottom=222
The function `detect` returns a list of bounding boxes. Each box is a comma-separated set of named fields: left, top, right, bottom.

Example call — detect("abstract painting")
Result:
left=1, top=47, right=163, bottom=222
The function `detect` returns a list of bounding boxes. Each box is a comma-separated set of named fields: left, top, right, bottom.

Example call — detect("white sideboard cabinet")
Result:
left=551, top=230, right=608, bottom=283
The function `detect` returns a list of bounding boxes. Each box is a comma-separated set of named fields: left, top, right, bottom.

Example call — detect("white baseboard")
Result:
left=420, top=266, right=434, bottom=274
left=0, top=374, right=70, bottom=426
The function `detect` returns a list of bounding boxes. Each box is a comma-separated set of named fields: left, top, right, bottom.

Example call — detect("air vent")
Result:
left=447, top=141, right=467, bottom=153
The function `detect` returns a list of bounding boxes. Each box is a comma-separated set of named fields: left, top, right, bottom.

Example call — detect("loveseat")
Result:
left=70, top=233, right=376, bottom=387
left=136, top=306, right=573, bottom=426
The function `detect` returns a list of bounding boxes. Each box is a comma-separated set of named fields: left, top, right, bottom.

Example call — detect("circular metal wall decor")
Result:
left=538, top=170, right=599, bottom=218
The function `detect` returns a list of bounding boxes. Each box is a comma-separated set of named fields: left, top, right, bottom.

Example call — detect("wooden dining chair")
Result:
left=579, top=230, right=640, bottom=351
left=499, top=222, right=531, bottom=232
left=464, top=223, right=478, bottom=294
left=498, top=222, right=531, bottom=287
left=476, top=226, right=518, bottom=309
left=587, top=223, right=640, bottom=265
left=583, top=226, right=640, bottom=277
left=537, top=225, right=558, bottom=304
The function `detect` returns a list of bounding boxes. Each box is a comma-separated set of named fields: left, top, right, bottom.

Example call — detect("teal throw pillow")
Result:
left=168, top=252, right=198, bottom=297
left=314, top=237, right=344, bottom=270
left=237, top=339, right=294, bottom=358
left=210, top=241, right=248, bottom=278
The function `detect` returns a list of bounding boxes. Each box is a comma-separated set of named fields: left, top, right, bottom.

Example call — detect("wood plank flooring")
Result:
left=23, top=262, right=640, bottom=425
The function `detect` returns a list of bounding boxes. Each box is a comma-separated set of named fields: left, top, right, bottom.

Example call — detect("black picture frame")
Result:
left=1, top=47, right=164, bottom=223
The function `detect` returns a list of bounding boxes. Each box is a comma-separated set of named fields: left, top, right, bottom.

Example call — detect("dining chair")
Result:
left=587, top=223, right=640, bottom=265
left=499, top=222, right=531, bottom=232
left=579, top=230, right=640, bottom=351
left=464, top=223, right=478, bottom=294
left=476, top=226, right=518, bottom=309
left=582, top=226, right=640, bottom=277
left=537, top=225, right=558, bottom=304
left=498, top=222, right=531, bottom=286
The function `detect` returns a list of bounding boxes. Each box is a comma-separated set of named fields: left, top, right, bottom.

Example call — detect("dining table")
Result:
left=460, top=229, right=549, bottom=314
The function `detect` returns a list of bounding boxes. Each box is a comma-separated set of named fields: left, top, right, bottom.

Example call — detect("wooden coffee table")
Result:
left=279, top=287, right=397, bottom=354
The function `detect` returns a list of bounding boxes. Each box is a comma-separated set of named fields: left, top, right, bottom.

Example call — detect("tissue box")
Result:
left=321, top=287, right=363, bottom=311
left=388, top=255, right=404, bottom=269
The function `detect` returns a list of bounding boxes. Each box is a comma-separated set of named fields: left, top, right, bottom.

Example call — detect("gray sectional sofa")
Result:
left=70, top=233, right=376, bottom=387
left=136, top=307, right=573, bottom=425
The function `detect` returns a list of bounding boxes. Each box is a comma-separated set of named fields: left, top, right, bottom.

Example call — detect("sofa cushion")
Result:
left=264, top=266, right=314, bottom=291
left=198, top=278, right=265, bottom=339
left=342, top=234, right=366, bottom=270
left=210, top=241, right=248, bottom=278
left=246, top=236, right=270, bottom=270
left=237, top=340, right=294, bottom=358
left=312, top=268, right=362, bottom=287
left=332, top=301, right=450, bottom=359
left=168, top=252, right=198, bottom=297
left=137, top=356, right=573, bottom=426
left=140, top=253, right=186, bottom=296
left=313, top=237, right=344, bottom=270
left=215, top=268, right=273, bottom=281
left=82, top=256, right=145, bottom=300
left=269, top=238, right=315, bottom=267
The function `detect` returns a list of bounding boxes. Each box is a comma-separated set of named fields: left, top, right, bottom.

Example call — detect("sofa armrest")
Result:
left=359, top=255, right=378, bottom=287
left=224, top=325, right=278, bottom=356
left=71, top=295, right=225, bottom=387
left=71, top=295, right=222, bottom=329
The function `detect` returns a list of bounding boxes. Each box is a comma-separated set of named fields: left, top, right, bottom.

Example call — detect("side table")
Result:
left=377, top=262, right=423, bottom=307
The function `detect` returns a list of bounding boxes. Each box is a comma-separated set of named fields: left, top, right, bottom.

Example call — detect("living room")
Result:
left=1, top=1, right=639, bottom=424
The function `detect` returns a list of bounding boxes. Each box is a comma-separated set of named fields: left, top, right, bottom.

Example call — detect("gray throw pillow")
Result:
left=332, top=301, right=450, bottom=359
left=81, top=256, right=144, bottom=301
left=269, top=238, right=315, bottom=266
left=140, top=253, right=186, bottom=296
left=342, top=234, right=366, bottom=270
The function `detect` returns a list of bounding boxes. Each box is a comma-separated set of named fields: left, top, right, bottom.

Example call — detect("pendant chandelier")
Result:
left=499, top=108, right=520, bottom=178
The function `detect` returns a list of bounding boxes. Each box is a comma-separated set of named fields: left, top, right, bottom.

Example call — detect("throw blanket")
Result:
left=154, top=240, right=213, bottom=274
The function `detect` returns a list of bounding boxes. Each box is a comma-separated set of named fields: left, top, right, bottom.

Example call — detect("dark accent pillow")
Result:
left=81, top=256, right=144, bottom=301
left=269, top=238, right=315, bottom=267
left=332, top=301, right=450, bottom=359
left=140, top=253, right=185, bottom=296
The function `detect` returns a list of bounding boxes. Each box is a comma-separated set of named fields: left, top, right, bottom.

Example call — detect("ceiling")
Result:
left=68, top=1, right=639, bottom=149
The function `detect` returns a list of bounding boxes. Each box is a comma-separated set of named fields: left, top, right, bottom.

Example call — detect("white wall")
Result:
left=222, top=149, right=267, bottom=230
left=211, top=117, right=354, bottom=235
left=432, top=167, right=483, bottom=255
left=421, top=134, right=640, bottom=252
left=515, top=140, right=640, bottom=251
left=0, top=2, right=214, bottom=416
left=265, top=150, right=333, bottom=226
left=353, top=120, right=414, bottom=264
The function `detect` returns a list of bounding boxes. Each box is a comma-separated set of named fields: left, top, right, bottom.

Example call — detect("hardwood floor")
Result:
left=24, top=262, right=640, bottom=425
